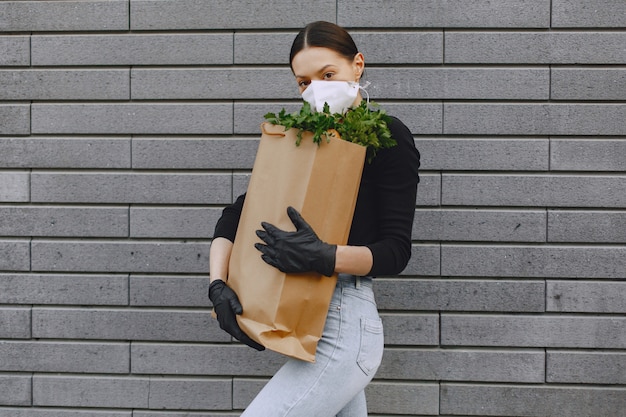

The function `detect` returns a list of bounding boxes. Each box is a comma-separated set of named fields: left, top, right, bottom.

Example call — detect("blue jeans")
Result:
left=242, top=274, right=384, bottom=417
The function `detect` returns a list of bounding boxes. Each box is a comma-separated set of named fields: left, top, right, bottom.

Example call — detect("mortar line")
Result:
left=129, top=338, right=133, bottom=376
left=231, top=378, right=236, bottom=410
left=543, top=347, right=548, bottom=384
left=442, top=28, right=446, bottom=65
left=549, top=0, right=553, bottom=28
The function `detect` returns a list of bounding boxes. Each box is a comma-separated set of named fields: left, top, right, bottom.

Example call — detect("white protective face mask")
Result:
left=301, top=80, right=360, bottom=114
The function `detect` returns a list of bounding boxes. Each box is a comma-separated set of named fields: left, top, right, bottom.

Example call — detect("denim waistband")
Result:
left=337, top=273, right=373, bottom=289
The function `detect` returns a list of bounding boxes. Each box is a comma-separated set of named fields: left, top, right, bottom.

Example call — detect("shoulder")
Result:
left=379, top=115, right=420, bottom=160
left=387, top=116, right=412, bottom=139
left=366, top=114, right=420, bottom=178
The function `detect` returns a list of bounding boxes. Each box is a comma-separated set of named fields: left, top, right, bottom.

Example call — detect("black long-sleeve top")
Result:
left=214, top=116, right=420, bottom=276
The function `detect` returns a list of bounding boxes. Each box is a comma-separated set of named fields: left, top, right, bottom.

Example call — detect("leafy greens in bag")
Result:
left=264, top=101, right=396, bottom=162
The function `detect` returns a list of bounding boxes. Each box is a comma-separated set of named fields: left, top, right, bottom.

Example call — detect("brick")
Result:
left=32, top=34, right=233, bottom=66
left=134, top=413, right=231, bottom=417
left=412, top=209, right=441, bottom=241
left=234, top=31, right=444, bottom=64
left=441, top=314, right=626, bottom=348
left=547, top=280, right=626, bottom=313
left=417, top=138, right=549, bottom=171
left=232, top=174, right=250, bottom=202
left=0, top=274, right=128, bottom=305
left=0, top=409, right=129, bottom=417
left=376, top=279, right=545, bottom=312
left=0, top=240, right=30, bottom=272
left=232, top=378, right=440, bottom=415
left=548, top=351, right=626, bottom=384
left=0, top=137, right=130, bottom=169
left=367, top=68, right=548, bottom=100
left=446, top=32, right=626, bottom=64
left=370, top=102, right=445, bottom=135
left=0, top=36, right=29, bottom=66
left=339, top=0, right=550, bottom=28
left=233, top=378, right=267, bottom=410
left=32, top=308, right=222, bottom=342
left=234, top=102, right=442, bottom=135
left=131, top=343, right=285, bottom=375
left=0, top=70, right=128, bottom=101
left=442, top=174, right=626, bottom=208
left=132, top=138, right=258, bottom=170
left=0, top=206, right=128, bottom=237
left=401, top=244, right=440, bottom=276
left=0, top=341, right=128, bottom=373
left=549, top=210, right=626, bottom=243
left=130, top=207, right=221, bottom=238
left=377, top=348, right=544, bottom=382
left=442, top=245, right=626, bottom=278
left=441, top=383, right=626, bottom=417
left=0, top=172, right=29, bottom=202
left=380, top=313, right=439, bottom=345
left=31, top=104, right=232, bottom=135
left=130, top=275, right=209, bottom=307
left=552, top=68, right=626, bottom=100
left=130, top=0, right=335, bottom=30
left=551, top=139, right=626, bottom=171
left=366, top=381, right=440, bottom=415
left=235, top=32, right=294, bottom=65
left=33, top=375, right=148, bottom=408
left=552, top=0, right=626, bottom=27
left=413, top=209, right=547, bottom=242
left=31, top=172, right=231, bottom=204
left=353, top=32, right=443, bottom=64
left=133, top=68, right=297, bottom=100
left=445, top=103, right=626, bottom=135
left=148, top=378, right=232, bottom=410
left=0, top=308, right=30, bottom=339
left=0, top=375, right=31, bottom=406
left=0, top=104, right=29, bottom=135
left=415, top=173, right=441, bottom=207
left=0, top=1, right=128, bottom=31
left=31, top=240, right=210, bottom=274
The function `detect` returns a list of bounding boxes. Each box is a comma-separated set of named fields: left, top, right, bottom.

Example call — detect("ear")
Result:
left=353, top=52, right=365, bottom=82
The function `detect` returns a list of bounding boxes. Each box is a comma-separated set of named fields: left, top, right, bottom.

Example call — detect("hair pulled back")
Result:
left=289, top=21, right=359, bottom=71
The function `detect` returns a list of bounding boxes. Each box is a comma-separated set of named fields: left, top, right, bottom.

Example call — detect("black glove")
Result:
left=255, top=206, right=336, bottom=277
left=208, top=280, right=264, bottom=351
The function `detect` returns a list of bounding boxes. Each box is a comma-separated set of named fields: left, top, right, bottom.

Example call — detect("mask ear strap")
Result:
left=359, top=81, right=371, bottom=109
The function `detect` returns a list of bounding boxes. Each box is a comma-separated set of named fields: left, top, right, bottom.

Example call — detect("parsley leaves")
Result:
left=264, top=101, right=396, bottom=161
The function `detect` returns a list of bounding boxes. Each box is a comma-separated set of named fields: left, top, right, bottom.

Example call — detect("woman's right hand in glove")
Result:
left=208, top=280, right=265, bottom=351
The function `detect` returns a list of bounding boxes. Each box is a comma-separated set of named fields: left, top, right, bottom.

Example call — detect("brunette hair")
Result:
left=289, top=21, right=359, bottom=70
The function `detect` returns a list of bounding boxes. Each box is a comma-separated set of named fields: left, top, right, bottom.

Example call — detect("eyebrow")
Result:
left=295, top=64, right=335, bottom=79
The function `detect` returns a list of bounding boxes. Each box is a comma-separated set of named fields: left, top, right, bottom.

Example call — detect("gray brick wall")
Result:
left=0, top=0, right=624, bottom=416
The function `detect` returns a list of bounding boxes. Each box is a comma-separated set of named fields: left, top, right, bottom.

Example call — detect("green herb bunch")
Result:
left=264, top=100, right=396, bottom=161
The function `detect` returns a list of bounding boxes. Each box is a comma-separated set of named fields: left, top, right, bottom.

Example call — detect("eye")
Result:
left=298, top=79, right=310, bottom=88
left=323, top=72, right=334, bottom=80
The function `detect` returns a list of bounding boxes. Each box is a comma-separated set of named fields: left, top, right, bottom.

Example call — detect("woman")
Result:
left=209, top=21, right=420, bottom=416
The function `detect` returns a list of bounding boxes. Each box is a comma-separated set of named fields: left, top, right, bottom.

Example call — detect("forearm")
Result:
left=334, top=245, right=373, bottom=276
left=209, top=237, right=234, bottom=283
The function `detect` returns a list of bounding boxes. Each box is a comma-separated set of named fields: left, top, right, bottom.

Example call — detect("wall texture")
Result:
left=1, top=0, right=625, bottom=416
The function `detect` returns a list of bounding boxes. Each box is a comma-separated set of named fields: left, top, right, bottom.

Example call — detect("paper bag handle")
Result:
left=260, top=122, right=287, bottom=137
left=261, top=122, right=342, bottom=142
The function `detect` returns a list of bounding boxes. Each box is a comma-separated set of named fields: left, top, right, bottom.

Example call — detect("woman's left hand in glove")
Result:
left=255, top=206, right=336, bottom=277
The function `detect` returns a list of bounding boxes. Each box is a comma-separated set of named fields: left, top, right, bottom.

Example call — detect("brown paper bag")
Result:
left=227, top=122, right=366, bottom=362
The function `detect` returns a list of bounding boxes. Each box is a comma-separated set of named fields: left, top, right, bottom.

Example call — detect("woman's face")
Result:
left=291, top=47, right=365, bottom=95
